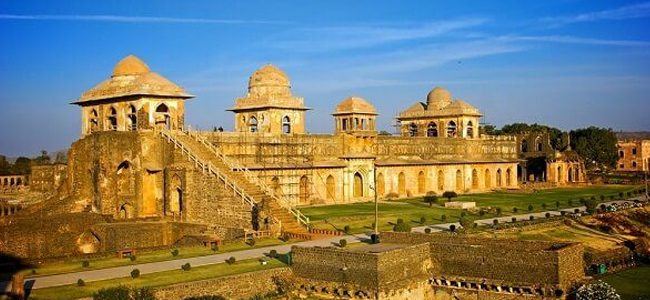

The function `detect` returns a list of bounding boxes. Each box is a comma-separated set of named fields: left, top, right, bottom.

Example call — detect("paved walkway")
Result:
left=1, top=196, right=646, bottom=291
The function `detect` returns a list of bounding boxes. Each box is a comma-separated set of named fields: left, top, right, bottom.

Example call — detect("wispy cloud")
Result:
left=0, top=14, right=290, bottom=25
left=542, top=1, right=650, bottom=26
left=269, top=18, right=488, bottom=51
left=498, top=35, right=650, bottom=47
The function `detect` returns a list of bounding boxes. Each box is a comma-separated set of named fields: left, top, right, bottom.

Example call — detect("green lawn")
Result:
left=601, top=265, right=650, bottom=300
left=28, top=258, right=287, bottom=300
left=301, top=185, right=640, bottom=233
left=23, top=237, right=293, bottom=278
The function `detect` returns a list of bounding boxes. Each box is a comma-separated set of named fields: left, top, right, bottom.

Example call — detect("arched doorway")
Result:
left=485, top=169, right=492, bottom=189
left=89, top=109, right=99, bottom=132
left=107, top=107, right=118, bottom=130
left=427, top=122, right=438, bottom=137
left=170, top=175, right=183, bottom=217
left=567, top=167, right=573, bottom=182
left=506, top=168, right=512, bottom=186
left=466, top=121, right=474, bottom=137
left=117, top=161, right=134, bottom=195
left=446, top=121, right=457, bottom=137
left=557, top=166, right=562, bottom=183
left=496, top=169, right=502, bottom=187
left=119, top=203, right=133, bottom=219
left=376, top=173, right=385, bottom=197
left=521, top=139, right=528, bottom=152
left=471, top=169, right=478, bottom=189
left=127, top=105, right=137, bottom=131
left=326, top=175, right=336, bottom=200
left=455, top=170, right=463, bottom=192
left=155, top=104, right=170, bottom=129
left=299, top=175, right=310, bottom=203
left=353, top=173, right=363, bottom=197
left=398, top=172, right=406, bottom=196
left=417, top=171, right=426, bottom=194
left=437, top=170, right=444, bottom=191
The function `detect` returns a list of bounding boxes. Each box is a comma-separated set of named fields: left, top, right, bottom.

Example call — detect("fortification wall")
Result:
left=90, top=221, right=206, bottom=252
left=154, top=268, right=291, bottom=300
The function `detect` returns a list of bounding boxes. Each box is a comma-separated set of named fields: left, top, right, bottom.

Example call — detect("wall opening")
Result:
left=398, top=172, right=406, bottom=196
left=353, top=172, right=363, bottom=197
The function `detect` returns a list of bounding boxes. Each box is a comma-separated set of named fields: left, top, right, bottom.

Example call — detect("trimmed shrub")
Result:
left=511, top=217, right=517, bottom=223
left=600, top=195, right=606, bottom=201
left=527, top=204, right=534, bottom=211
left=472, top=222, right=478, bottom=229
left=182, top=263, right=191, bottom=271
left=269, top=249, right=278, bottom=258
left=478, top=210, right=486, bottom=216
left=77, top=279, right=85, bottom=287
left=545, top=212, right=551, bottom=218
left=343, top=225, right=351, bottom=233
left=339, top=239, right=347, bottom=247
left=81, top=260, right=90, bottom=268
left=226, top=257, right=236, bottom=265
left=441, top=214, right=447, bottom=221
left=556, top=201, right=560, bottom=208
left=529, top=215, right=535, bottom=220
left=627, top=192, right=632, bottom=197
left=132, top=287, right=157, bottom=300
left=609, top=195, right=615, bottom=200
left=541, top=203, right=547, bottom=210
left=130, top=269, right=140, bottom=279
left=496, top=207, right=502, bottom=215
left=513, top=207, right=518, bottom=213
left=423, top=192, right=438, bottom=207
left=561, top=211, right=567, bottom=216
left=449, top=224, right=456, bottom=232
left=584, top=199, right=598, bottom=214
left=568, top=199, right=573, bottom=206
left=574, top=208, right=580, bottom=213
left=590, top=196, right=596, bottom=201
left=420, top=216, right=427, bottom=224
left=396, top=218, right=404, bottom=224
left=93, top=285, right=131, bottom=300
left=424, top=228, right=432, bottom=234
left=618, top=192, right=624, bottom=199
left=171, top=249, right=179, bottom=257
left=493, top=219, right=499, bottom=225
left=460, top=211, right=467, bottom=217
left=129, top=255, right=137, bottom=262
left=393, top=222, right=412, bottom=232
left=247, top=239, right=256, bottom=247
left=442, top=191, right=458, bottom=201
left=459, top=217, right=474, bottom=230
left=31, top=269, right=37, bottom=275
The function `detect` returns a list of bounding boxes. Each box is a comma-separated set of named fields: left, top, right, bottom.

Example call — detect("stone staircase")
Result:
left=156, top=129, right=309, bottom=234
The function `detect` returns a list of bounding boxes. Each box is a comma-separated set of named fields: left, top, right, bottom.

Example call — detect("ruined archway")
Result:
left=119, top=203, right=133, bottom=219
left=77, top=231, right=100, bottom=254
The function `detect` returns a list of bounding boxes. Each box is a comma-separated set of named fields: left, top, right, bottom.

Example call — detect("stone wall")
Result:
left=154, top=268, right=291, bottom=300
left=90, top=221, right=206, bottom=253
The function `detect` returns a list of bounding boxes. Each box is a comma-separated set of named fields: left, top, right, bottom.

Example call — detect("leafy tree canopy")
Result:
left=570, top=126, right=618, bottom=171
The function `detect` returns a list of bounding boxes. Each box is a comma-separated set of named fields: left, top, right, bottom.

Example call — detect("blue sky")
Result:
left=1, top=0, right=649, bottom=157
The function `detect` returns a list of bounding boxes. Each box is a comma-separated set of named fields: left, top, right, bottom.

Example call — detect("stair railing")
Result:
left=184, top=129, right=310, bottom=227
left=155, top=128, right=256, bottom=208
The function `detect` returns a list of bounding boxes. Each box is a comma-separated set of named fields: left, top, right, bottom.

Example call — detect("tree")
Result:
left=459, top=217, right=474, bottom=230
left=0, top=155, right=11, bottom=175
left=575, top=281, right=620, bottom=300
left=33, top=150, right=51, bottom=165
left=442, top=191, right=458, bottom=201
left=423, top=192, right=438, bottom=207
left=54, top=151, right=68, bottom=164
left=378, top=130, right=392, bottom=136
left=12, top=157, right=31, bottom=174
left=570, top=127, right=618, bottom=170
left=500, top=123, right=566, bottom=150
left=480, top=124, right=501, bottom=135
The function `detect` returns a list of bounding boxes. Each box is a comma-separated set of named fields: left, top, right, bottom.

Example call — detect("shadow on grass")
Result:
left=0, top=253, right=35, bottom=299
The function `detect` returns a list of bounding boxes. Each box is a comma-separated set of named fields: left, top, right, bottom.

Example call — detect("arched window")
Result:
left=472, top=169, right=478, bottom=189
left=119, top=204, right=133, bottom=219
left=376, top=173, right=385, bottom=197
left=567, top=167, right=573, bottom=182
left=155, top=104, right=170, bottom=129
left=354, top=118, right=359, bottom=130
left=427, top=122, right=438, bottom=137
left=418, top=171, right=426, bottom=194
left=170, top=174, right=183, bottom=216
left=117, top=161, right=134, bottom=195
left=521, top=139, right=528, bottom=152
left=408, top=123, right=418, bottom=137
left=574, top=168, right=579, bottom=182
left=398, top=172, right=406, bottom=196
left=326, top=175, right=335, bottom=200
left=506, top=168, right=512, bottom=186
left=496, top=169, right=502, bottom=187
left=353, top=172, right=363, bottom=197
left=437, top=170, right=444, bottom=191
left=455, top=170, right=462, bottom=192
left=446, top=121, right=457, bottom=137
left=619, top=150, right=624, bottom=158
left=466, top=121, right=474, bottom=138
left=282, top=116, right=291, bottom=134
left=299, top=175, right=310, bottom=203
left=127, top=105, right=137, bottom=131
left=107, top=107, right=118, bottom=130
left=557, top=166, right=562, bottom=182
left=342, top=119, right=348, bottom=131
left=360, top=119, right=366, bottom=130
left=89, top=109, right=99, bottom=132
left=249, top=116, right=258, bottom=133
left=535, top=136, right=543, bottom=152
left=632, top=161, right=637, bottom=168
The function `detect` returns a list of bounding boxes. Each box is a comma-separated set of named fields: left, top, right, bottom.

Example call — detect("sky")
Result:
left=0, top=0, right=649, bottom=157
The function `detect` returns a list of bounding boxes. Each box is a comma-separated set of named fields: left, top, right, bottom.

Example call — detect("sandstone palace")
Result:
left=0, top=55, right=586, bottom=258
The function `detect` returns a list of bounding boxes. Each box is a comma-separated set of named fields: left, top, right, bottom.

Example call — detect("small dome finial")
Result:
left=112, top=55, right=150, bottom=77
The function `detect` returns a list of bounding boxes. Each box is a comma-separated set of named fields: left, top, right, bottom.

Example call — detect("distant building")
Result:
left=616, top=140, right=650, bottom=172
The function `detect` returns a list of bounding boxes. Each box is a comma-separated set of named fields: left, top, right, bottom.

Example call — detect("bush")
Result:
left=442, top=191, right=458, bottom=201
left=590, top=196, right=596, bottom=201
left=396, top=218, right=404, bottom=224
left=424, top=228, right=432, bottom=234
left=609, top=195, right=615, bottom=200
left=584, top=199, right=598, bottom=214
left=496, top=207, right=502, bottom=215
left=420, top=216, right=427, bottom=224
left=568, top=199, right=573, bottom=206
left=82, top=260, right=90, bottom=268
left=541, top=203, right=547, bottom=210
left=31, top=269, right=37, bottom=275
left=529, top=215, right=535, bottom=220
left=339, top=239, right=347, bottom=247
left=473, top=222, right=478, bottom=229
left=171, top=249, right=179, bottom=257
left=459, top=217, right=474, bottom=230
left=513, top=207, right=518, bottom=213
left=226, top=257, right=236, bottom=265
left=441, top=214, right=447, bottom=221
left=574, top=208, right=580, bottom=213
left=393, top=222, right=412, bottom=232
left=478, top=210, right=486, bottom=216
left=556, top=201, right=560, bottom=208
left=600, top=195, right=606, bottom=201
left=182, top=263, right=191, bottom=271
left=247, top=239, right=256, bottom=247
left=449, top=224, right=456, bottom=232
left=93, top=286, right=131, bottom=300
left=269, top=249, right=278, bottom=258
left=527, top=204, right=534, bottom=211
left=460, top=211, right=467, bottom=217
left=493, top=219, right=499, bottom=225
left=618, top=192, right=624, bottom=199
left=279, top=234, right=290, bottom=242
left=423, top=192, right=438, bottom=207
left=575, top=280, right=620, bottom=300
left=130, top=268, right=140, bottom=279
left=627, top=192, right=632, bottom=197
left=511, top=217, right=517, bottom=223
left=211, top=244, right=219, bottom=252
left=545, top=212, right=551, bottom=218
left=129, top=255, right=137, bottom=262
left=77, top=279, right=85, bottom=287
left=343, top=225, right=351, bottom=233
left=132, top=287, right=157, bottom=300
left=561, top=211, right=567, bottom=216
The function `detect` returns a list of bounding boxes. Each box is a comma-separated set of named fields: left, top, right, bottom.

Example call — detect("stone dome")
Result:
left=426, top=86, right=452, bottom=110
left=334, top=96, right=377, bottom=115
left=248, top=64, right=290, bottom=89
left=112, top=55, right=150, bottom=77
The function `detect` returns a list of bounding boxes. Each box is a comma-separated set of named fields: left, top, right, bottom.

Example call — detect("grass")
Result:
left=475, top=225, right=622, bottom=251
left=600, top=265, right=650, bottom=300
left=28, top=258, right=287, bottom=300
left=22, top=237, right=293, bottom=278
left=300, top=185, right=640, bottom=234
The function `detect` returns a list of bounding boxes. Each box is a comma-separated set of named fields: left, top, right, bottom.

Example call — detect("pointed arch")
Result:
left=496, top=169, right=503, bottom=187
left=127, top=105, right=137, bottom=131
left=117, top=161, right=134, bottom=195
left=535, top=136, right=543, bottom=152
left=398, top=172, right=406, bottom=196
left=417, top=171, right=426, bottom=194
left=506, top=168, right=512, bottom=186
left=567, top=167, right=573, bottom=182
left=408, top=123, right=418, bottom=137
left=299, top=175, right=310, bottom=203
left=249, top=116, right=258, bottom=133
left=89, top=109, right=99, bottom=132
left=472, top=169, right=478, bottom=189
left=455, top=170, right=463, bottom=192
left=485, top=169, right=492, bottom=189
left=282, top=116, right=291, bottom=134
left=326, top=175, right=336, bottom=200
left=521, top=139, right=528, bottom=152
left=557, top=166, right=562, bottom=183
left=155, top=103, right=170, bottom=129
left=466, top=121, right=474, bottom=138
left=446, top=121, right=457, bottom=137
left=170, top=174, right=183, bottom=216
left=427, top=122, right=438, bottom=137
left=119, top=203, right=133, bottom=219
left=353, top=172, right=364, bottom=197
left=377, top=173, right=385, bottom=197
left=437, top=170, right=444, bottom=191
left=107, top=106, right=118, bottom=130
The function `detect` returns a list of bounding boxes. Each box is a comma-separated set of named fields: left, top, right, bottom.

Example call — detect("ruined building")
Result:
left=2, top=55, right=529, bottom=258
